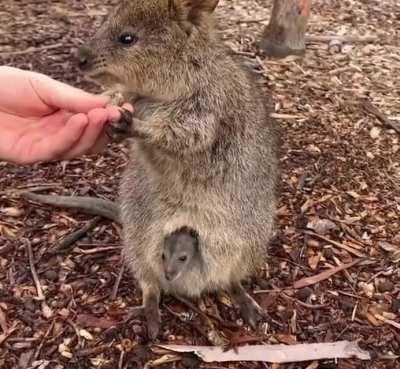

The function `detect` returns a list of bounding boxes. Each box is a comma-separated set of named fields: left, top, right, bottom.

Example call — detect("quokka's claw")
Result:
left=106, top=109, right=133, bottom=142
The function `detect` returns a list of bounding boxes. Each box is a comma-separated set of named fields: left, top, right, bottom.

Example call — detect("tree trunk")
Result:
left=260, top=0, right=311, bottom=58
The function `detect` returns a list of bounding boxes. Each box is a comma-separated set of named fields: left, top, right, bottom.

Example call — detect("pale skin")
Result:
left=0, top=66, right=132, bottom=164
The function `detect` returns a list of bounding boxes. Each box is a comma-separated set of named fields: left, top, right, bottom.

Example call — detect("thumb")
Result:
left=29, top=71, right=110, bottom=114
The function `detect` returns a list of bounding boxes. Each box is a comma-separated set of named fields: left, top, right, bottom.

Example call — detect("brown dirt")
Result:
left=0, top=1, right=399, bottom=368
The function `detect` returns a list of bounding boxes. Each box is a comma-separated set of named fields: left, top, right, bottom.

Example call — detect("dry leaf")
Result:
left=308, top=253, right=322, bottom=270
left=79, top=329, right=94, bottom=340
left=307, top=217, right=337, bottom=235
left=0, top=207, right=24, bottom=217
left=41, top=302, right=53, bottom=319
left=369, top=127, right=381, bottom=139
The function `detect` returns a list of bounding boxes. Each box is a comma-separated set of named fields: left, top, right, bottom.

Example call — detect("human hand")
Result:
left=0, top=66, right=124, bottom=164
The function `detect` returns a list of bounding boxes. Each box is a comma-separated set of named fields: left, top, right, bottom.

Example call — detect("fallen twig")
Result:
left=25, top=239, right=45, bottom=301
left=270, top=113, right=305, bottom=120
left=159, top=340, right=371, bottom=363
left=304, top=231, right=365, bottom=258
left=361, top=99, right=400, bottom=134
left=76, top=344, right=112, bottom=357
left=111, top=263, right=125, bottom=300
left=282, top=293, right=329, bottom=310
left=0, top=325, right=18, bottom=346
left=375, top=314, right=400, bottom=330
left=1, top=184, right=61, bottom=196
left=0, top=242, right=14, bottom=256
left=49, top=216, right=101, bottom=255
left=74, top=246, right=121, bottom=254
left=31, top=319, right=55, bottom=363
left=306, top=35, right=378, bottom=44
left=236, top=17, right=269, bottom=24
left=1, top=43, right=64, bottom=57
left=293, top=259, right=363, bottom=289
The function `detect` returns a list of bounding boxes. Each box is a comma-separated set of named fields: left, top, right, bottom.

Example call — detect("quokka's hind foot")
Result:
left=230, top=282, right=266, bottom=329
left=145, top=305, right=161, bottom=341
left=126, top=285, right=161, bottom=341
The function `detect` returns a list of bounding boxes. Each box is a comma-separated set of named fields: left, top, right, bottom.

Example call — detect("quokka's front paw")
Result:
left=106, top=109, right=133, bottom=143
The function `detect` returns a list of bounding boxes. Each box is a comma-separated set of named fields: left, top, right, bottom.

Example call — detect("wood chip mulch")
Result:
left=0, top=0, right=399, bottom=368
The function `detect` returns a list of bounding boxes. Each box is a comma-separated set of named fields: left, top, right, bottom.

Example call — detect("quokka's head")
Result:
left=78, top=0, right=219, bottom=100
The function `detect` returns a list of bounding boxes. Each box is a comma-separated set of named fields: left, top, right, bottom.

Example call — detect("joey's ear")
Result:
left=169, top=0, right=219, bottom=27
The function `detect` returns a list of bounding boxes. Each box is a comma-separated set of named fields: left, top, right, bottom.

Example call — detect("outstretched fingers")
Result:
left=61, top=108, right=109, bottom=159
left=30, top=113, right=88, bottom=163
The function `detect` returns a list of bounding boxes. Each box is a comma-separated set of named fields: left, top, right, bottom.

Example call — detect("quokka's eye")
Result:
left=179, top=255, right=187, bottom=262
left=119, top=32, right=137, bottom=45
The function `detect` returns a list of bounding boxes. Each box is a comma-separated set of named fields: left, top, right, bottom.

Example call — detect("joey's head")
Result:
left=78, top=0, right=220, bottom=100
left=162, top=227, right=200, bottom=282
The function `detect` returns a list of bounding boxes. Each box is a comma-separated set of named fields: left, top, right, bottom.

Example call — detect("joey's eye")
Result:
left=162, top=254, right=166, bottom=261
left=179, top=255, right=187, bottom=262
left=119, top=32, right=137, bottom=45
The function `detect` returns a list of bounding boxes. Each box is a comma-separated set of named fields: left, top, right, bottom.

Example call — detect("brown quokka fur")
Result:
left=27, top=0, right=279, bottom=339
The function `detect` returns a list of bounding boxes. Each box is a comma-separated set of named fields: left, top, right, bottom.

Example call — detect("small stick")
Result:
left=1, top=184, right=61, bottom=196
left=351, top=301, right=359, bottom=321
left=0, top=243, right=14, bottom=256
left=282, top=293, right=329, bottom=310
left=254, top=288, right=296, bottom=294
left=236, top=17, right=269, bottom=24
left=111, top=263, right=125, bottom=300
left=67, top=319, right=82, bottom=346
left=362, top=99, right=400, bottom=134
left=306, top=35, right=378, bottom=43
left=118, top=350, right=125, bottom=369
left=76, top=344, right=111, bottom=357
left=304, top=231, right=365, bottom=258
left=50, top=216, right=101, bottom=254
left=74, top=246, right=121, bottom=254
left=332, top=255, right=354, bottom=285
left=336, top=290, right=361, bottom=299
left=31, top=319, right=55, bottom=363
left=233, top=50, right=256, bottom=57
left=375, top=314, right=400, bottom=330
left=25, top=239, right=45, bottom=301
left=1, top=43, right=64, bottom=57
left=0, top=325, right=18, bottom=346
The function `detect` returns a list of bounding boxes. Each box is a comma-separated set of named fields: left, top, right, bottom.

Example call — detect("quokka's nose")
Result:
left=77, top=46, right=93, bottom=70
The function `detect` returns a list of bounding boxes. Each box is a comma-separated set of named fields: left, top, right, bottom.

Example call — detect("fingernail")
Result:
left=108, top=107, right=122, bottom=122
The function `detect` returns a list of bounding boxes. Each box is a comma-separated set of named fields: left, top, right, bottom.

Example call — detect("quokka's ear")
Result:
left=169, top=0, right=219, bottom=28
